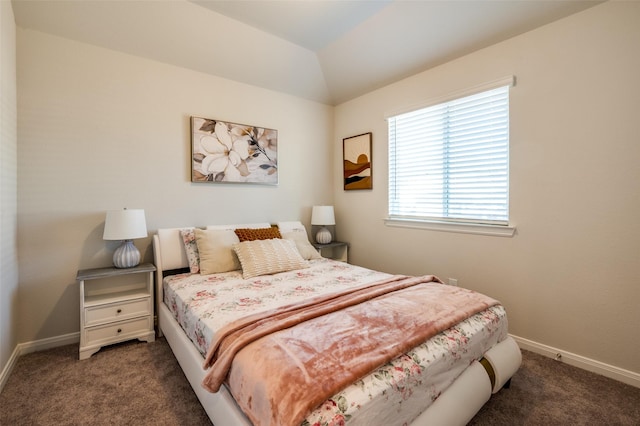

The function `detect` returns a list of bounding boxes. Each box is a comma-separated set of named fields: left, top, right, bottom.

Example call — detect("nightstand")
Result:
left=312, top=241, right=349, bottom=262
left=77, top=263, right=156, bottom=360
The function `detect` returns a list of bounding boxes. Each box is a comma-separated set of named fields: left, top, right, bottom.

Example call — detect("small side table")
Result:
left=76, top=263, right=156, bottom=360
left=312, top=241, right=349, bottom=263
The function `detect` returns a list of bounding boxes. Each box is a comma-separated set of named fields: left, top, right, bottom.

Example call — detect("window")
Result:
left=387, top=77, right=514, bottom=234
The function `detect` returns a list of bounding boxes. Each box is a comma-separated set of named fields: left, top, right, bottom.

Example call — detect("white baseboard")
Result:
left=0, top=344, right=22, bottom=393
left=511, top=334, right=640, bottom=389
left=0, top=332, right=79, bottom=393
left=17, top=331, right=80, bottom=355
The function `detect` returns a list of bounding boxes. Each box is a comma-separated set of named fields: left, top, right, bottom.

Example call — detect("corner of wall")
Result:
left=0, top=0, right=19, bottom=382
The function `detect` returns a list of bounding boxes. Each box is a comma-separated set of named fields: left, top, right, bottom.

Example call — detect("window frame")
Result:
left=385, top=76, right=516, bottom=237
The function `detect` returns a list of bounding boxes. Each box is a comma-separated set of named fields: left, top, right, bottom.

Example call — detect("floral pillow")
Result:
left=180, top=228, right=199, bottom=274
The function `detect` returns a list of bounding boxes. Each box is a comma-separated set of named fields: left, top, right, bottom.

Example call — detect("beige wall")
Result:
left=6, top=0, right=639, bottom=383
left=16, top=29, right=334, bottom=342
left=1, top=0, right=18, bottom=373
left=334, top=1, right=640, bottom=374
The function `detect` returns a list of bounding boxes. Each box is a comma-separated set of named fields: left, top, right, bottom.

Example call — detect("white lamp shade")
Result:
left=311, top=206, right=335, bottom=226
left=103, top=209, right=148, bottom=241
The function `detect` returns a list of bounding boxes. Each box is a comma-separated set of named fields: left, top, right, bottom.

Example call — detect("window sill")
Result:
left=384, top=218, right=516, bottom=237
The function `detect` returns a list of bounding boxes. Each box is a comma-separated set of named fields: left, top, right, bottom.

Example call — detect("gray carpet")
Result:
left=1, top=337, right=638, bottom=425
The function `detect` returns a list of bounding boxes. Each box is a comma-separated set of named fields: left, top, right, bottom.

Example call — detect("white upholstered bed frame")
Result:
left=153, top=227, right=522, bottom=426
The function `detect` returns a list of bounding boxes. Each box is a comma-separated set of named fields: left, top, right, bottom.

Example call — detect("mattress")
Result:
left=163, top=258, right=508, bottom=425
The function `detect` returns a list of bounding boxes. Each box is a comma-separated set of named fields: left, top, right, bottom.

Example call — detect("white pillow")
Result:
left=195, top=229, right=241, bottom=275
left=233, top=238, right=309, bottom=279
left=276, top=221, right=307, bottom=234
left=277, top=221, right=322, bottom=260
left=281, top=230, right=321, bottom=260
left=206, top=223, right=271, bottom=231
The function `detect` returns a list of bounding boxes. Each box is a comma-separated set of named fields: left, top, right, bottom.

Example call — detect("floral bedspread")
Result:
left=163, top=258, right=508, bottom=425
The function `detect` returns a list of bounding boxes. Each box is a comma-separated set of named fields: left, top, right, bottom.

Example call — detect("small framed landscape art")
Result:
left=343, top=132, right=372, bottom=190
left=191, top=116, right=278, bottom=184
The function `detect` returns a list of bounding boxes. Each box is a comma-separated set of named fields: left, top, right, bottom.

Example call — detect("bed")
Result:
left=152, top=221, right=521, bottom=426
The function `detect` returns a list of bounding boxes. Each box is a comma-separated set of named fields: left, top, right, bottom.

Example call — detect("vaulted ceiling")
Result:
left=12, top=0, right=602, bottom=105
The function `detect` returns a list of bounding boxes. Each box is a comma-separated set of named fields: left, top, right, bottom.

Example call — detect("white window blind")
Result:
left=388, top=82, right=511, bottom=225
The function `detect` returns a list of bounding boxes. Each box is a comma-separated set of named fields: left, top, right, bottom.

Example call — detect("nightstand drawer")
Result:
left=78, top=264, right=156, bottom=359
left=84, top=297, right=151, bottom=327
left=84, top=316, right=152, bottom=345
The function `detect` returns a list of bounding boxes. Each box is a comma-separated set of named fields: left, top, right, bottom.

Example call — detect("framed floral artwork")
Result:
left=191, top=116, right=278, bottom=184
left=343, top=132, right=372, bottom=190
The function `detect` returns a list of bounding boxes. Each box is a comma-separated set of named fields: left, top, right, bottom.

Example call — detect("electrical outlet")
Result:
left=448, top=278, right=458, bottom=286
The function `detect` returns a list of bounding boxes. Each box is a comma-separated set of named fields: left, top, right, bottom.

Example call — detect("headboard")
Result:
left=154, top=228, right=190, bottom=272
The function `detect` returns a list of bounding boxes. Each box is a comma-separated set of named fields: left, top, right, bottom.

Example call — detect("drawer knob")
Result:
left=117, top=328, right=122, bottom=333
left=116, top=309, right=122, bottom=314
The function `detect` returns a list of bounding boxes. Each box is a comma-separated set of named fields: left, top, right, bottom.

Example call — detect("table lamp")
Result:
left=103, top=208, right=147, bottom=268
left=311, top=205, right=335, bottom=244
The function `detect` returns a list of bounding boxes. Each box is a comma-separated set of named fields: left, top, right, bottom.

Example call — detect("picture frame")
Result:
left=343, top=132, right=372, bottom=190
left=191, top=116, right=278, bottom=184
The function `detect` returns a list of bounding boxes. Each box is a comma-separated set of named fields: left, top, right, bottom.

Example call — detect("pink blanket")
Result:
left=202, top=275, right=499, bottom=425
